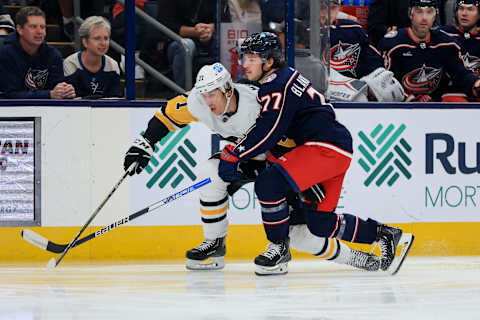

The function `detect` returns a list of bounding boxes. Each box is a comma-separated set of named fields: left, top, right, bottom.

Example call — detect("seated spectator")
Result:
left=228, top=0, right=261, bottom=24
left=157, top=0, right=229, bottom=88
left=379, top=0, right=480, bottom=102
left=64, top=16, right=122, bottom=98
left=0, top=6, right=75, bottom=99
left=0, top=0, right=15, bottom=36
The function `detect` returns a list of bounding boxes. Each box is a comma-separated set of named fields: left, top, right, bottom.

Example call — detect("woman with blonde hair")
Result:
left=64, top=16, right=122, bottom=98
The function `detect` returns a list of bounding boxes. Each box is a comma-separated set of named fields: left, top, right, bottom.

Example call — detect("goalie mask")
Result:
left=194, top=63, right=235, bottom=121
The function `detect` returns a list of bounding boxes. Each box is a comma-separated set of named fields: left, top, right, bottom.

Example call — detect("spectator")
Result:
left=0, top=6, right=75, bottom=99
left=64, top=16, right=122, bottom=98
left=156, top=0, right=228, bottom=88
left=0, top=0, right=15, bottom=36
left=379, top=0, right=480, bottom=102
left=228, top=0, right=261, bottom=24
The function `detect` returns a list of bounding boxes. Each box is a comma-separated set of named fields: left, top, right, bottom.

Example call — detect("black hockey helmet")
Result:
left=409, top=0, right=437, bottom=7
left=455, top=0, right=480, bottom=11
left=239, top=32, right=284, bottom=64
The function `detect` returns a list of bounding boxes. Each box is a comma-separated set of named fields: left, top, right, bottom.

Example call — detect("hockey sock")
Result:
left=255, top=166, right=292, bottom=243
left=305, top=210, right=378, bottom=244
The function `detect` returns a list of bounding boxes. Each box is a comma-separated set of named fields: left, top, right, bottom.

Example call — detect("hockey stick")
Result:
left=22, top=177, right=211, bottom=255
left=46, top=164, right=136, bottom=268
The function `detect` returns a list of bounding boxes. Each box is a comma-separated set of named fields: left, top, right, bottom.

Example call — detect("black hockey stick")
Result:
left=47, top=164, right=136, bottom=268
left=22, top=177, right=211, bottom=255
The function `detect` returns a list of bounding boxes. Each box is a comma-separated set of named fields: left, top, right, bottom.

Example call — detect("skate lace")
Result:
left=196, top=239, right=216, bottom=252
left=350, top=250, right=369, bottom=267
left=379, top=236, right=392, bottom=258
left=262, top=242, right=283, bottom=260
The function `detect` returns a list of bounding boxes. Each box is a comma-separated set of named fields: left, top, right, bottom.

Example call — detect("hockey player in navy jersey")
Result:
left=320, top=0, right=406, bottom=102
left=379, top=0, right=480, bottom=102
left=439, top=0, right=480, bottom=101
left=124, top=63, right=380, bottom=273
left=218, top=32, right=414, bottom=275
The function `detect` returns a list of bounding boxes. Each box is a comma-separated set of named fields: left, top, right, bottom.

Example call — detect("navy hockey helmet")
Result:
left=409, top=0, right=437, bottom=7
left=239, top=32, right=284, bottom=64
left=455, top=0, right=480, bottom=11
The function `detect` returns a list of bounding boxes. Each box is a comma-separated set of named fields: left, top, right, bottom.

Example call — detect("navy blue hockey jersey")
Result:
left=439, top=25, right=480, bottom=76
left=379, top=27, right=478, bottom=100
left=0, top=32, right=65, bottom=98
left=329, top=19, right=384, bottom=78
left=64, top=52, right=122, bottom=98
left=233, top=67, right=352, bottom=161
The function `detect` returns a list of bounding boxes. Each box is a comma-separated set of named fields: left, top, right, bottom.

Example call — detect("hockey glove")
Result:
left=299, top=183, right=326, bottom=204
left=124, top=136, right=154, bottom=176
left=218, top=145, right=243, bottom=182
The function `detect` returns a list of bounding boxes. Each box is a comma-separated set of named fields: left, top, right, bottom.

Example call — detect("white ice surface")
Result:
left=0, top=257, right=479, bottom=319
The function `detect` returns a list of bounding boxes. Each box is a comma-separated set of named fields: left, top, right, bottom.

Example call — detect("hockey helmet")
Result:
left=194, top=63, right=233, bottom=95
left=409, top=0, right=437, bottom=7
left=194, top=63, right=234, bottom=118
left=455, top=0, right=480, bottom=11
left=239, top=32, right=284, bottom=63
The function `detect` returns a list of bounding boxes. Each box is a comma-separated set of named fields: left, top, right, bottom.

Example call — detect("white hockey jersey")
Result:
left=155, top=83, right=260, bottom=140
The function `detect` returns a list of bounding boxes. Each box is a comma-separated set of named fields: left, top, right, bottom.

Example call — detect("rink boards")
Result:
left=1, top=102, right=480, bottom=261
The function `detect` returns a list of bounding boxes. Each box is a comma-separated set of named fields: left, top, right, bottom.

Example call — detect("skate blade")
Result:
left=185, top=257, right=225, bottom=271
left=255, top=262, right=289, bottom=276
left=388, top=233, right=415, bottom=276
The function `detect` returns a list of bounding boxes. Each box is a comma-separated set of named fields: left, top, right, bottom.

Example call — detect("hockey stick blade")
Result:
left=388, top=233, right=415, bottom=276
left=21, top=178, right=211, bottom=254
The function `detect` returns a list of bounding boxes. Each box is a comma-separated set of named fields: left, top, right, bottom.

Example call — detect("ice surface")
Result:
left=0, top=257, right=479, bottom=319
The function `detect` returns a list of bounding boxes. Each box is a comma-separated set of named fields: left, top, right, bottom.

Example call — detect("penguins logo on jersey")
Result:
left=462, top=53, right=480, bottom=76
left=330, top=41, right=361, bottom=77
left=24, top=68, right=48, bottom=90
left=402, top=64, right=442, bottom=94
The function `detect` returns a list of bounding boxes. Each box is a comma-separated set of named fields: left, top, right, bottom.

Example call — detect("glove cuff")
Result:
left=132, top=135, right=154, bottom=156
left=221, top=145, right=239, bottom=162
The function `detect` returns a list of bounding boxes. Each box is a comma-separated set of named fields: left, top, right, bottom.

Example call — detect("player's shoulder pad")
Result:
left=431, top=27, right=458, bottom=43
left=166, top=93, right=189, bottom=112
left=336, top=18, right=362, bottom=28
left=258, top=68, right=292, bottom=97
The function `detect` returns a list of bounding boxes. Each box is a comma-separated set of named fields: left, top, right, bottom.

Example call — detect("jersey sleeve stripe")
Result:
left=237, top=71, right=299, bottom=159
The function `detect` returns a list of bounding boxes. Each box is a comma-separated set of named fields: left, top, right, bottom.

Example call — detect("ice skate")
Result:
left=347, top=249, right=380, bottom=271
left=388, top=233, right=415, bottom=275
left=376, top=224, right=403, bottom=271
left=185, top=237, right=226, bottom=270
left=254, top=238, right=291, bottom=276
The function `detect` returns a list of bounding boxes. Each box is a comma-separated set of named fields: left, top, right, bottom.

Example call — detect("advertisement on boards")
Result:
left=130, top=108, right=480, bottom=225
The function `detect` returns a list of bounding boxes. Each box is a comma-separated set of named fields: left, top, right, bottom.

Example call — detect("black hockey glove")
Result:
left=299, top=183, right=326, bottom=204
left=124, top=136, right=154, bottom=175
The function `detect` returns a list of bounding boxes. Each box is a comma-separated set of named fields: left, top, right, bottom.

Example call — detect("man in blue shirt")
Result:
left=0, top=6, right=75, bottom=99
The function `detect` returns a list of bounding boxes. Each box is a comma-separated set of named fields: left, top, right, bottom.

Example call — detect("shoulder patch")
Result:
left=263, top=73, right=277, bottom=83
left=384, top=30, right=398, bottom=38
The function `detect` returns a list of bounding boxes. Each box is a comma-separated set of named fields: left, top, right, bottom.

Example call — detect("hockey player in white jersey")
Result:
left=123, top=63, right=380, bottom=272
